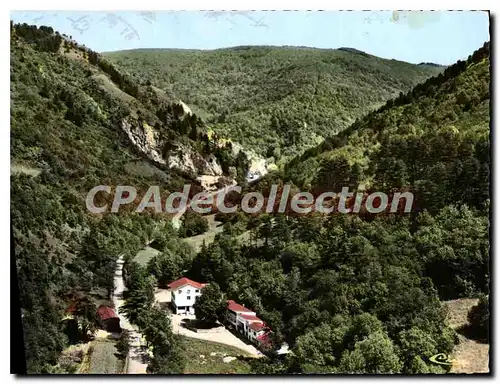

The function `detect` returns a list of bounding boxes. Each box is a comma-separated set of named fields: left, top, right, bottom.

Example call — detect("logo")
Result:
left=429, top=353, right=455, bottom=366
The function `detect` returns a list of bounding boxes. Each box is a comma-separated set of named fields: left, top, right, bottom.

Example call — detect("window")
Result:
left=187, top=289, right=191, bottom=294
left=187, top=296, right=191, bottom=300
left=178, top=289, right=182, bottom=294
left=195, top=289, right=200, bottom=293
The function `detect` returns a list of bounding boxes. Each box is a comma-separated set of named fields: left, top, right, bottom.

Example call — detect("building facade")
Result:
left=168, top=277, right=206, bottom=315
left=226, top=300, right=271, bottom=347
left=167, top=278, right=286, bottom=353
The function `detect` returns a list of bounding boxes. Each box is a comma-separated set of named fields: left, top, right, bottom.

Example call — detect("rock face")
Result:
left=166, top=146, right=197, bottom=175
left=121, top=119, right=166, bottom=165
left=197, top=175, right=237, bottom=191
left=203, top=154, right=223, bottom=176
left=120, top=117, right=223, bottom=177
left=167, top=145, right=223, bottom=176
left=176, top=100, right=193, bottom=116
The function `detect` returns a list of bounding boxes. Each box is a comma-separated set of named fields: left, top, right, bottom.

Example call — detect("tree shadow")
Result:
left=106, top=332, right=121, bottom=340
left=181, top=318, right=221, bottom=330
left=225, top=324, right=260, bottom=347
left=113, top=352, right=126, bottom=361
left=136, top=346, right=151, bottom=364
left=456, top=324, right=489, bottom=344
left=113, top=291, right=124, bottom=300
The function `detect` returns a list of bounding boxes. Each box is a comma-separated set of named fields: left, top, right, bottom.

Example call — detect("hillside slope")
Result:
left=181, top=43, right=490, bottom=375
left=283, top=42, right=490, bottom=214
left=104, top=46, right=444, bottom=162
left=445, top=299, right=489, bottom=374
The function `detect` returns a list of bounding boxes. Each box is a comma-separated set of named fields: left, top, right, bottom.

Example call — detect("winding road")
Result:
left=171, top=181, right=238, bottom=230
left=114, top=173, right=264, bottom=373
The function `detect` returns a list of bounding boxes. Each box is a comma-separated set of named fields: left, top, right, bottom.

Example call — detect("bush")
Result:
left=179, top=211, right=209, bottom=237
left=116, top=330, right=131, bottom=360
left=467, top=295, right=489, bottom=340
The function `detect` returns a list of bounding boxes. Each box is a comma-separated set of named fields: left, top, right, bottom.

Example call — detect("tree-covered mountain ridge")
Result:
left=103, top=45, right=444, bottom=163
left=278, top=41, right=490, bottom=214
left=182, top=43, right=490, bottom=375
left=10, top=21, right=490, bottom=375
left=11, top=22, right=251, bottom=189
left=10, top=22, right=246, bottom=373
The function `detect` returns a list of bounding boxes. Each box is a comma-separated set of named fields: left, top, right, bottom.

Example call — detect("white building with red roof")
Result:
left=168, top=277, right=207, bottom=315
left=226, top=300, right=272, bottom=345
left=248, top=321, right=269, bottom=343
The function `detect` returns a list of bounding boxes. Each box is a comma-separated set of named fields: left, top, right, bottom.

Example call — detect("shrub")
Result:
left=467, top=295, right=489, bottom=340
left=179, top=211, right=209, bottom=237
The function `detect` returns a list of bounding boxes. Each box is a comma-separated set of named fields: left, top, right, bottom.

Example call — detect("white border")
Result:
left=5, top=1, right=499, bottom=10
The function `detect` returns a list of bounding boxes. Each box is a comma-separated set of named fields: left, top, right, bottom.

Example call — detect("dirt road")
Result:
left=171, top=184, right=236, bottom=230
left=113, top=256, right=149, bottom=374
left=169, top=314, right=262, bottom=357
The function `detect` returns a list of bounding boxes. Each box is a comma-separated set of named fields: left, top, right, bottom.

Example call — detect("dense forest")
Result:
left=10, top=22, right=238, bottom=373
left=11, top=21, right=490, bottom=374
left=104, top=47, right=443, bottom=163
left=283, top=42, right=490, bottom=206
left=181, top=42, right=490, bottom=373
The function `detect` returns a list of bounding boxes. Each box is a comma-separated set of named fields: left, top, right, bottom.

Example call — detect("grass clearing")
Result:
left=444, top=299, right=489, bottom=374
left=182, top=215, right=224, bottom=252
left=91, top=73, right=136, bottom=104
left=86, top=339, right=124, bottom=374
left=181, top=337, right=254, bottom=374
left=445, top=298, right=479, bottom=330
left=133, top=246, right=161, bottom=267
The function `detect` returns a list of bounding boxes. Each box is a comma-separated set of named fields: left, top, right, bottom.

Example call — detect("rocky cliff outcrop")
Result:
left=121, top=117, right=223, bottom=177
left=166, top=144, right=222, bottom=176
left=176, top=100, right=193, bottom=116
left=121, top=119, right=166, bottom=165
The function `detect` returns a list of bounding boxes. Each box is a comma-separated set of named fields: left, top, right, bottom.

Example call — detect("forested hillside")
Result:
left=104, top=47, right=443, bottom=162
left=10, top=20, right=490, bottom=375
left=284, top=42, right=490, bottom=214
left=10, top=22, right=238, bottom=373
left=183, top=43, right=490, bottom=373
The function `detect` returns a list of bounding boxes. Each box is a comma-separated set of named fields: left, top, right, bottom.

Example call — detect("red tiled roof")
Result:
left=168, top=277, right=206, bottom=290
left=96, top=306, right=117, bottom=321
left=240, top=313, right=263, bottom=322
left=227, top=300, right=254, bottom=313
left=257, top=331, right=272, bottom=346
left=249, top=322, right=266, bottom=331
left=66, top=302, right=77, bottom=314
